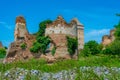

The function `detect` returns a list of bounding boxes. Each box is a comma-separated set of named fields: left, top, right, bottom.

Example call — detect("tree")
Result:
left=37, top=20, right=52, bottom=37
left=30, top=20, right=52, bottom=54
left=0, top=48, right=6, bottom=58
left=83, top=40, right=101, bottom=55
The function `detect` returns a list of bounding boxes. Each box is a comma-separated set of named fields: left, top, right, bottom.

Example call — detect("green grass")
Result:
left=0, top=54, right=120, bottom=73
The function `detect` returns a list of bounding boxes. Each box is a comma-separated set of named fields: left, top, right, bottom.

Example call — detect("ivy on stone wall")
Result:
left=30, top=20, right=52, bottom=54
left=66, top=36, right=78, bottom=57
left=51, top=47, right=56, bottom=56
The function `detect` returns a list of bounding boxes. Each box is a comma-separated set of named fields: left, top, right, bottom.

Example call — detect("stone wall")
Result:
left=45, top=16, right=84, bottom=59
left=102, top=29, right=115, bottom=46
left=14, top=16, right=29, bottom=41
left=48, top=34, right=70, bottom=59
left=45, top=25, right=77, bottom=37
left=4, top=16, right=35, bottom=63
left=45, top=16, right=77, bottom=37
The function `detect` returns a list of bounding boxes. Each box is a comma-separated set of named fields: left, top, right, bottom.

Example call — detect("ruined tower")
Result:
left=4, top=16, right=35, bottom=63
left=45, top=16, right=84, bottom=59
left=72, top=18, right=84, bottom=50
left=14, top=16, right=28, bottom=41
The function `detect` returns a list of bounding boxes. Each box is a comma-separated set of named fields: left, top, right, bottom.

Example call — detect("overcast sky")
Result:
left=0, top=0, right=120, bottom=47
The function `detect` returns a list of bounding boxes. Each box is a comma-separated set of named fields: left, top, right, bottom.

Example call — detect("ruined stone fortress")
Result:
left=45, top=16, right=84, bottom=59
left=3, top=16, right=84, bottom=63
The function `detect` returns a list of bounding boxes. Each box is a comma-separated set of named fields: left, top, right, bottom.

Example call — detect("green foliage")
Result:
left=80, top=46, right=91, bottom=57
left=30, top=20, right=52, bottom=54
left=114, top=22, right=120, bottom=40
left=0, top=48, right=6, bottom=58
left=51, top=47, right=56, bottom=56
left=102, top=40, right=120, bottom=56
left=101, top=21, right=120, bottom=56
left=66, top=36, right=78, bottom=56
left=30, top=42, right=41, bottom=53
left=0, top=55, right=120, bottom=73
left=30, top=36, right=50, bottom=54
left=20, top=43, right=27, bottom=49
left=37, top=20, right=52, bottom=36
left=81, top=40, right=102, bottom=56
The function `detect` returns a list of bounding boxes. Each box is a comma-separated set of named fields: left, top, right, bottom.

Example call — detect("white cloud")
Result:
left=0, top=21, right=13, bottom=30
left=86, top=29, right=110, bottom=36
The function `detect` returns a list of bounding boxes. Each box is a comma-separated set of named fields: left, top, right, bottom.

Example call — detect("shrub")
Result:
left=81, top=40, right=102, bottom=56
left=85, top=40, right=100, bottom=55
left=66, top=36, right=78, bottom=56
left=30, top=42, right=41, bottom=53
left=103, top=40, right=120, bottom=56
left=101, top=47, right=112, bottom=55
left=0, top=48, right=6, bottom=58
left=80, top=46, right=91, bottom=57
left=20, top=43, right=27, bottom=49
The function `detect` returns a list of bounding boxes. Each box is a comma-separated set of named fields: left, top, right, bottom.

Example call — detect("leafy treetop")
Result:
left=30, top=20, right=52, bottom=54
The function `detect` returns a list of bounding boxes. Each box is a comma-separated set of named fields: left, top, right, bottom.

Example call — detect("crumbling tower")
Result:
left=72, top=18, right=84, bottom=50
left=14, top=16, right=28, bottom=41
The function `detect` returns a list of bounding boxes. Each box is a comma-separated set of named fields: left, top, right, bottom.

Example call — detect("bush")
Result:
left=20, top=43, right=27, bottom=49
left=85, top=40, right=101, bottom=55
left=101, top=47, right=112, bottom=55
left=102, top=40, right=120, bottom=57
left=66, top=36, right=78, bottom=56
left=30, top=42, right=41, bottom=53
left=0, top=48, right=6, bottom=58
left=81, top=40, right=102, bottom=56
left=80, top=46, right=91, bottom=57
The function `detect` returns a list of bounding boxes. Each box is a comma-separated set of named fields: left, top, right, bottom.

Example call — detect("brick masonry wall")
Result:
left=45, top=24, right=77, bottom=37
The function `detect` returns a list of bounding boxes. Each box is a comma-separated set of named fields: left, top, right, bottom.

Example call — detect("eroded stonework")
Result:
left=4, top=16, right=35, bottom=63
left=4, top=16, right=84, bottom=63
left=14, top=16, right=29, bottom=41
left=45, top=16, right=84, bottom=59
left=102, top=29, right=115, bottom=46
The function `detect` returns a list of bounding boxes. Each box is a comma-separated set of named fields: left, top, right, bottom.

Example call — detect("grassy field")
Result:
left=0, top=54, right=119, bottom=73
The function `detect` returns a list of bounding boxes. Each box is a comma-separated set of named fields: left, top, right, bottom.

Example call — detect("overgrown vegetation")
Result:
left=0, top=48, right=6, bottom=58
left=0, top=55, right=120, bottom=72
left=66, top=36, right=78, bottom=56
left=102, top=40, right=120, bottom=57
left=30, top=20, right=52, bottom=54
left=81, top=40, right=103, bottom=57
left=51, top=47, right=56, bottom=56
left=101, top=21, right=120, bottom=57
left=20, top=43, right=27, bottom=49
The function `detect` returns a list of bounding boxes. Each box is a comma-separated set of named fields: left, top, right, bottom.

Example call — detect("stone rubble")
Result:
left=0, top=66, right=120, bottom=80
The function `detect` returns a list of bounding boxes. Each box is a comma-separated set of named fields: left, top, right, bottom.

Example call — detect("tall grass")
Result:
left=0, top=54, right=119, bottom=72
